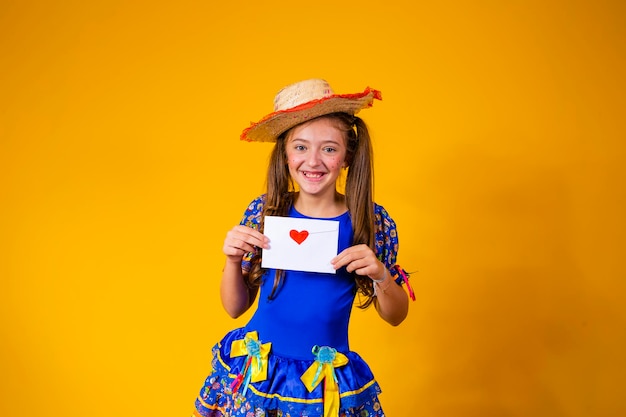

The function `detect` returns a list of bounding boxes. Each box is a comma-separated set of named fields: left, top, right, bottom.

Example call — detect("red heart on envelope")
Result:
left=289, top=229, right=309, bottom=245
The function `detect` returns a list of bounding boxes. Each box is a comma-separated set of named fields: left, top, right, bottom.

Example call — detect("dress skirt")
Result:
left=192, top=327, right=384, bottom=417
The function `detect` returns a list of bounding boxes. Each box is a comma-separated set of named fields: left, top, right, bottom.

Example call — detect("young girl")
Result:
left=193, top=79, right=414, bottom=417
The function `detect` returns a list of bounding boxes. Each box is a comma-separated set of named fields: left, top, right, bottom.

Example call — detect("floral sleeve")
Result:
left=239, top=195, right=266, bottom=272
left=374, top=204, right=413, bottom=298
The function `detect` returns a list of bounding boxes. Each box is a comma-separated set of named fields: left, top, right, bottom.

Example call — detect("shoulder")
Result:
left=245, top=194, right=266, bottom=212
left=373, top=202, right=397, bottom=233
left=240, top=194, right=266, bottom=228
left=373, top=202, right=399, bottom=261
left=373, top=202, right=412, bottom=292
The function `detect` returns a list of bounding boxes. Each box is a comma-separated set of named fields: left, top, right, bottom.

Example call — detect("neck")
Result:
left=293, top=191, right=347, bottom=218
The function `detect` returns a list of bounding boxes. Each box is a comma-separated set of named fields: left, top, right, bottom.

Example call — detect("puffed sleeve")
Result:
left=374, top=203, right=415, bottom=300
left=239, top=194, right=266, bottom=272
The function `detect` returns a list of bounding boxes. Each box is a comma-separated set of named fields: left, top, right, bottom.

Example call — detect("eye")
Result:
left=294, top=144, right=306, bottom=151
left=322, top=146, right=337, bottom=153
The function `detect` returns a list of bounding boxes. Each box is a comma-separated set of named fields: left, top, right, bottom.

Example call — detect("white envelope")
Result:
left=261, top=216, right=339, bottom=274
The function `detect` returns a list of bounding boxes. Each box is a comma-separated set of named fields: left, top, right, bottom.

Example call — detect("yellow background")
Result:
left=1, top=1, right=625, bottom=416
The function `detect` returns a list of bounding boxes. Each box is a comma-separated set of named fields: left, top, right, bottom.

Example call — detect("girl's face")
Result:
left=285, top=117, right=348, bottom=199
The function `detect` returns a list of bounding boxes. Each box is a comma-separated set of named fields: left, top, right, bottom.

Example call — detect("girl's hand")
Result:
left=223, top=225, right=269, bottom=262
left=331, top=244, right=386, bottom=281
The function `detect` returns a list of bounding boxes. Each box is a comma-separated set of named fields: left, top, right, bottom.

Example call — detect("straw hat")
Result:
left=240, top=79, right=382, bottom=142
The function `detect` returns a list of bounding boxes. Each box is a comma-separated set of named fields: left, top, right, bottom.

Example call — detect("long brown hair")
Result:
left=246, top=112, right=377, bottom=307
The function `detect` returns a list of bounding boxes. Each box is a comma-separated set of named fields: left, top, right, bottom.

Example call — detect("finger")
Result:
left=332, top=244, right=368, bottom=265
left=223, top=247, right=246, bottom=258
left=345, top=257, right=376, bottom=274
left=334, top=252, right=373, bottom=272
left=234, top=239, right=259, bottom=254
left=229, top=227, right=269, bottom=249
left=223, top=235, right=262, bottom=257
left=223, top=242, right=248, bottom=257
left=230, top=225, right=266, bottom=243
left=332, top=251, right=356, bottom=269
left=353, top=266, right=378, bottom=277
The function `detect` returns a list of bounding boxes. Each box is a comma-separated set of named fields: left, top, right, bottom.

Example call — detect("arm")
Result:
left=332, top=245, right=409, bottom=326
left=371, top=267, right=409, bottom=326
left=332, top=204, right=412, bottom=325
left=220, top=225, right=268, bottom=318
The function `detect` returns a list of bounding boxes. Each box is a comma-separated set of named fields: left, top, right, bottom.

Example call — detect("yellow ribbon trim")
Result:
left=300, top=351, right=349, bottom=417
left=230, top=331, right=272, bottom=383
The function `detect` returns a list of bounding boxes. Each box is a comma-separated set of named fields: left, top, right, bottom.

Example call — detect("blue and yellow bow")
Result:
left=230, top=331, right=271, bottom=395
left=301, top=345, right=349, bottom=417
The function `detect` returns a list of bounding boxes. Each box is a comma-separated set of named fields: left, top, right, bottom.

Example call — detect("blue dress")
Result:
left=193, top=195, right=408, bottom=417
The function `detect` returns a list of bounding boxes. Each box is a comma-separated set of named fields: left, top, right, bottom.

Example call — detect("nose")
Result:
left=306, top=150, right=322, bottom=167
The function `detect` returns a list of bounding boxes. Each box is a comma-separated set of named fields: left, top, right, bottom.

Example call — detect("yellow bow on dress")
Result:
left=300, top=346, right=349, bottom=417
left=230, top=331, right=271, bottom=394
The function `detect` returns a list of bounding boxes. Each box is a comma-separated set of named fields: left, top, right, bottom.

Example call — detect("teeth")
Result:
left=303, top=172, right=323, bottom=178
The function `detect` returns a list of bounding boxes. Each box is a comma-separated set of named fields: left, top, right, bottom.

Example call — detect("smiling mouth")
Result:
left=301, top=171, right=325, bottom=179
